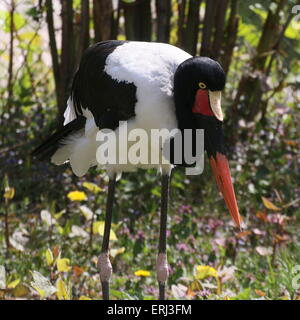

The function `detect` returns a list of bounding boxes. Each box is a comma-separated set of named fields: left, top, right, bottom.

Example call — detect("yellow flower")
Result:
left=57, top=258, right=71, bottom=272
left=67, top=191, right=87, bottom=201
left=134, top=270, right=150, bottom=277
left=195, top=265, right=218, bottom=280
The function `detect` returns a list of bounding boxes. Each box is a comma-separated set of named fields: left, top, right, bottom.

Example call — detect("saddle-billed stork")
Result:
left=33, top=40, right=241, bottom=300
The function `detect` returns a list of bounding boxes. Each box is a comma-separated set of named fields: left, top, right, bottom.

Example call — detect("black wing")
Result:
left=72, top=40, right=137, bottom=130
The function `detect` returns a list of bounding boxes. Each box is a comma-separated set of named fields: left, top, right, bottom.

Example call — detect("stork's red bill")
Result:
left=191, top=80, right=241, bottom=229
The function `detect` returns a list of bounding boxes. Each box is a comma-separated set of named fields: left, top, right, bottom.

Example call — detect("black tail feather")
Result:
left=32, top=116, right=86, bottom=160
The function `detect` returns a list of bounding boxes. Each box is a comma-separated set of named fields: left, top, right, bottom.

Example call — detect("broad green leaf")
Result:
left=56, top=226, right=64, bottom=235
left=285, top=21, right=300, bottom=40
left=3, top=11, right=26, bottom=32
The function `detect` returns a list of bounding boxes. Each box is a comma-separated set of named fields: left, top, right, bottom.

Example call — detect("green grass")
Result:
left=1, top=167, right=300, bottom=300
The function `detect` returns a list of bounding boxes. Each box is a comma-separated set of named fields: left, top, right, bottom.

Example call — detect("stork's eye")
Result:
left=198, top=82, right=207, bottom=89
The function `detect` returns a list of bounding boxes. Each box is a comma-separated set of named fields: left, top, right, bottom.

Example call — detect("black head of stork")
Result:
left=32, top=41, right=241, bottom=300
left=172, top=56, right=241, bottom=229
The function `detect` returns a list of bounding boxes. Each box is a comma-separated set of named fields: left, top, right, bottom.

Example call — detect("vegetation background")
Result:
left=0, top=0, right=299, bottom=300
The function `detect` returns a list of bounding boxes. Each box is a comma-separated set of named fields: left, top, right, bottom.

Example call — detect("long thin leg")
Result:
left=157, top=173, right=170, bottom=300
left=97, top=173, right=116, bottom=300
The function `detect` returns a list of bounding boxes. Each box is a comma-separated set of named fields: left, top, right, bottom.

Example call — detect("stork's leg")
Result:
left=97, top=173, right=116, bottom=300
left=157, top=174, right=170, bottom=300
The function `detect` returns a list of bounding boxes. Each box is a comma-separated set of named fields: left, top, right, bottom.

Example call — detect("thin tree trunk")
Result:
left=200, top=0, right=217, bottom=57
left=111, top=0, right=121, bottom=39
left=59, top=0, right=74, bottom=126
left=93, top=0, right=113, bottom=42
left=79, top=0, right=90, bottom=54
left=177, top=0, right=186, bottom=48
left=138, top=0, right=152, bottom=41
left=220, top=0, right=239, bottom=76
left=45, top=0, right=61, bottom=108
left=156, top=0, right=171, bottom=43
left=211, top=0, right=229, bottom=60
left=182, top=0, right=201, bottom=55
left=123, top=0, right=152, bottom=41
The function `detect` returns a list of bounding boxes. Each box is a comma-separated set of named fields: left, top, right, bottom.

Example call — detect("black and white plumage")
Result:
left=33, top=40, right=241, bottom=300
left=34, top=41, right=227, bottom=175
left=35, top=41, right=193, bottom=176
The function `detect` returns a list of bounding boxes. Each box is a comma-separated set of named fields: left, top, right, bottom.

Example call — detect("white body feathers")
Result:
left=52, top=42, right=192, bottom=177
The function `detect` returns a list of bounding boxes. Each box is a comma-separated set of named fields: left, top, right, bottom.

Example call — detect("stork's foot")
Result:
left=98, top=252, right=112, bottom=300
left=156, top=252, right=169, bottom=300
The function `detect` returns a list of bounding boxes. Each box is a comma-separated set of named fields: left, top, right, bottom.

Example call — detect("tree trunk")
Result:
left=59, top=0, right=74, bottom=127
left=93, top=0, right=113, bottom=42
left=182, top=0, right=201, bottom=55
left=220, top=0, right=239, bottom=76
left=156, top=0, right=171, bottom=43
left=123, top=0, right=152, bottom=41
left=111, top=0, right=121, bottom=39
left=177, top=0, right=186, bottom=48
left=80, top=0, right=90, bottom=54
left=200, top=0, right=217, bottom=57
left=45, top=0, right=60, bottom=105
left=211, top=0, right=229, bottom=60
left=74, top=0, right=90, bottom=69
